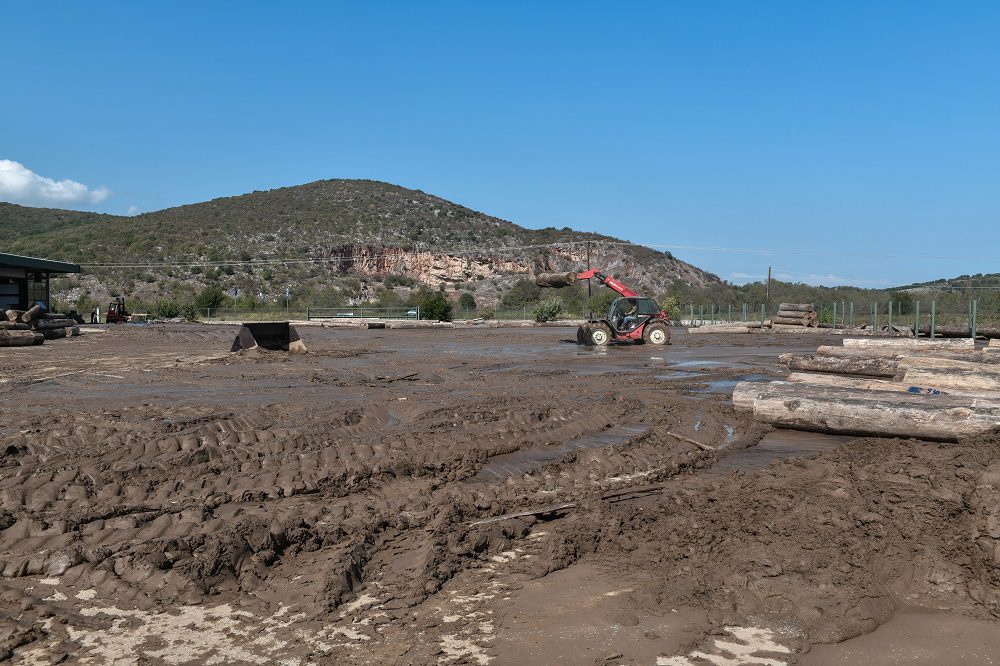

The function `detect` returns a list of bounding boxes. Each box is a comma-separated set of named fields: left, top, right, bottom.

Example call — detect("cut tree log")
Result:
left=40, top=328, right=68, bottom=340
left=785, top=371, right=1000, bottom=400
left=896, top=356, right=1000, bottom=373
left=771, top=325, right=829, bottom=334
left=916, top=325, right=1000, bottom=339
left=776, top=310, right=817, bottom=319
left=30, top=318, right=75, bottom=331
left=990, top=339, right=1000, bottom=348
left=687, top=325, right=751, bottom=334
left=0, top=330, right=44, bottom=347
left=814, top=345, right=1000, bottom=363
left=779, top=353, right=897, bottom=377
left=735, top=380, right=1000, bottom=441
left=778, top=304, right=814, bottom=312
left=842, top=337, right=973, bottom=350
left=19, top=305, right=43, bottom=323
left=4, top=309, right=19, bottom=322
left=773, top=316, right=815, bottom=326
left=902, top=368, right=1000, bottom=393
left=0, top=322, right=29, bottom=330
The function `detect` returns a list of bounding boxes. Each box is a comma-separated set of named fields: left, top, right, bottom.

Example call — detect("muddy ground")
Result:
left=1, top=324, right=998, bottom=664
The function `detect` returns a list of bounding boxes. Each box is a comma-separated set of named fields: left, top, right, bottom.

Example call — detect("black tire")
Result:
left=588, top=323, right=612, bottom=346
left=643, top=322, right=669, bottom=345
left=576, top=325, right=588, bottom=344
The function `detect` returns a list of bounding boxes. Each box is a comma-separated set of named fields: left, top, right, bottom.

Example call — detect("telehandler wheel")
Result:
left=588, top=323, right=612, bottom=346
left=643, top=322, right=669, bottom=345
left=576, top=325, right=589, bottom=344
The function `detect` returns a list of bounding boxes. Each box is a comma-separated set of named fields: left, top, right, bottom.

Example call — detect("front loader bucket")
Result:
left=231, top=322, right=306, bottom=353
left=534, top=272, right=578, bottom=288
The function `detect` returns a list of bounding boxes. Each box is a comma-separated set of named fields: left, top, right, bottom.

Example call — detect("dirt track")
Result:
left=2, top=324, right=999, bottom=664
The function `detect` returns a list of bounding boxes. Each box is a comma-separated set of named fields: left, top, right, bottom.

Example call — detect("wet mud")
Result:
left=0, top=325, right=997, bottom=664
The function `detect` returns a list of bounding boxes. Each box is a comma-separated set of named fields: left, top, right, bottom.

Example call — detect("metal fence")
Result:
left=681, top=299, right=997, bottom=337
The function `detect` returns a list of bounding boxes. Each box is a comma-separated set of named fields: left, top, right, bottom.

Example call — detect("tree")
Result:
left=458, top=292, right=476, bottom=310
left=532, top=297, right=563, bottom=322
left=501, top=279, right=541, bottom=308
left=195, top=285, right=227, bottom=310
left=419, top=292, right=453, bottom=321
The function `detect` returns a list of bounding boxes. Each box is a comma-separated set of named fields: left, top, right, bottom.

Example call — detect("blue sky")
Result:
left=3, top=1, right=998, bottom=287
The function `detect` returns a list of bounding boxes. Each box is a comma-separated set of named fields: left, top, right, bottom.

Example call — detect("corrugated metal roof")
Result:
left=0, top=253, right=81, bottom=273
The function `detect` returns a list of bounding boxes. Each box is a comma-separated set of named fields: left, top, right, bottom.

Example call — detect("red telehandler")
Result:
left=535, top=269, right=670, bottom=346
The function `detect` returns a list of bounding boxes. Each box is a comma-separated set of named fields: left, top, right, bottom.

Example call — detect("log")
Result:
left=19, top=304, right=43, bottom=323
left=814, top=345, right=1000, bottom=362
left=773, top=316, right=814, bottom=326
left=40, top=328, right=68, bottom=340
left=68, top=326, right=80, bottom=337
left=0, top=330, right=44, bottom=347
left=990, top=339, right=1000, bottom=348
left=736, top=380, right=1000, bottom=441
left=776, top=309, right=816, bottom=319
left=771, top=325, right=830, bottom=334
left=779, top=353, right=897, bottom=377
left=687, top=325, right=751, bottom=334
left=30, top=318, right=75, bottom=331
left=4, top=309, right=20, bottom=322
left=843, top=337, right=973, bottom=350
left=0, top=321, right=29, bottom=330
left=916, top=325, right=1000, bottom=339
left=902, top=368, right=1000, bottom=393
left=897, top=356, right=1000, bottom=374
left=778, top=304, right=814, bottom=312
left=785, top=371, right=1000, bottom=400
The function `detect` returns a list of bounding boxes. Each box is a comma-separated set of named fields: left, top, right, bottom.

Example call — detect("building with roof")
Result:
left=0, top=253, right=81, bottom=312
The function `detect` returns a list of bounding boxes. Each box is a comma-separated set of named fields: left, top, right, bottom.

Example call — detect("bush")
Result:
left=151, top=298, right=181, bottom=319
left=385, top=274, right=416, bottom=288
left=501, top=279, right=541, bottom=308
left=195, top=285, right=227, bottom=310
left=458, top=292, right=476, bottom=309
left=478, top=308, right=495, bottom=320
left=532, top=297, right=563, bottom=323
left=419, top=292, right=453, bottom=322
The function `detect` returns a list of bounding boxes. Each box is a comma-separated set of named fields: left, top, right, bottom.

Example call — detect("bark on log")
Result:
left=19, top=304, right=43, bottom=323
left=815, top=345, right=991, bottom=361
left=68, top=326, right=80, bottom=337
left=778, top=304, right=814, bottom=312
left=30, top=318, right=75, bottom=331
left=687, top=325, right=751, bottom=334
left=779, top=353, right=898, bottom=377
left=897, top=356, right=1000, bottom=374
left=843, top=337, right=973, bottom=350
left=776, top=310, right=817, bottom=319
left=0, top=321, right=30, bottom=330
left=902, top=368, right=1000, bottom=393
left=4, top=309, right=20, bottom=322
left=990, top=339, right=1000, bottom=348
left=770, top=325, right=830, bottom=334
left=773, top=316, right=814, bottom=326
left=0, top=330, right=44, bottom=347
left=40, top=328, right=68, bottom=340
left=914, top=326, right=1000, bottom=339
left=785, top=371, right=1000, bottom=400
left=736, top=380, right=1000, bottom=441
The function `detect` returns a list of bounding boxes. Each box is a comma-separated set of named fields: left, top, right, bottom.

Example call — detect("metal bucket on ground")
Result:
left=231, top=322, right=307, bottom=352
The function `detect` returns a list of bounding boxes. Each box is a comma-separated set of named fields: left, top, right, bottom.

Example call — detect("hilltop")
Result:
left=0, top=179, right=722, bottom=310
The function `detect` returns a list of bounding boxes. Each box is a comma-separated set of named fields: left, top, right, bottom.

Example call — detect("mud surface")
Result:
left=1, top=325, right=998, bottom=664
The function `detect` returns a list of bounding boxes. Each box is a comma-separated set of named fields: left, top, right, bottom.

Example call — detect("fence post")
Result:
left=914, top=301, right=920, bottom=337
left=972, top=299, right=978, bottom=340
left=888, top=301, right=893, bottom=329
left=849, top=302, right=854, bottom=327
left=872, top=301, right=878, bottom=330
left=760, top=304, right=765, bottom=329
left=930, top=300, right=936, bottom=338
left=306, top=306, right=310, bottom=321
left=742, top=303, right=747, bottom=322
left=833, top=302, right=837, bottom=330
left=728, top=304, right=732, bottom=322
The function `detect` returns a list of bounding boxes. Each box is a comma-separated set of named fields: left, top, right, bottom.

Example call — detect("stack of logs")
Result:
left=772, top=303, right=817, bottom=328
left=734, top=337, right=1000, bottom=442
left=1, top=305, right=81, bottom=347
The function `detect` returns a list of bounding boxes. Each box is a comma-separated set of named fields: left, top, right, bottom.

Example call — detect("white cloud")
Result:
left=126, top=205, right=140, bottom=216
left=0, top=159, right=110, bottom=207
left=728, top=270, right=891, bottom=287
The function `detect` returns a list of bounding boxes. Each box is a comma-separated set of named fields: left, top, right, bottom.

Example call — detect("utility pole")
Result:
left=586, top=241, right=592, bottom=319
left=766, top=266, right=772, bottom=315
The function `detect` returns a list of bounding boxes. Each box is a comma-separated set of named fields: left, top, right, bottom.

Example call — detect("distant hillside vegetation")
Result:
left=0, top=179, right=722, bottom=310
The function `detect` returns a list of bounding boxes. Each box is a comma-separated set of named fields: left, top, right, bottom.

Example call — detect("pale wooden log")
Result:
left=771, top=325, right=830, bottom=334
left=738, top=380, right=1000, bottom=441
left=68, top=326, right=80, bottom=337
left=19, top=304, right=43, bottom=323
left=776, top=309, right=816, bottom=319
left=30, top=318, right=75, bottom=331
left=0, top=321, right=30, bottom=330
left=0, top=330, right=44, bottom=347
left=779, top=353, right=897, bottom=377
left=687, top=325, right=751, bottom=334
left=843, top=337, right=973, bottom=350
left=902, top=368, right=1000, bottom=393
left=785, top=372, right=1000, bottom=400
left=732, top=382, right=763, bottom=412
left=816, top=346, right=1000, bottom=365
left=897, top=356, right=1000, bottom=374
left=990, top=339, right=1000, bottom=348
left=778, top=304, right=814, bottom=312
left=4, top=309, right=20, bottom=322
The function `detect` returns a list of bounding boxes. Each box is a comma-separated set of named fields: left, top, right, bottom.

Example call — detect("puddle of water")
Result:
left=691, top=374, right=772, bottom=394
left=655, top=370, right=705, bottom=381
left=471, top=424, right=650, bottom=483
left=704, top=429, right=855, bottom=479
left=671, top=360, right=728, bottom=369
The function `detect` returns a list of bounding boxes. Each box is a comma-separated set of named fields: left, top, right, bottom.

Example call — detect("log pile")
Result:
left=772, top=303, right=817, bottom=327
left=735, top=337, right=1000, bottom=442
left=1, top=309, right=80, bottom=347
